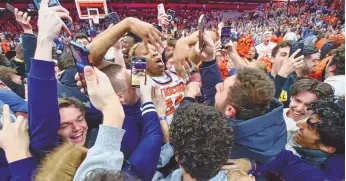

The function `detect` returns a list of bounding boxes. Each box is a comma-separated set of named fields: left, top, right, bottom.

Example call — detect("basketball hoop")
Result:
left=90, top=14, right=100, bottom=25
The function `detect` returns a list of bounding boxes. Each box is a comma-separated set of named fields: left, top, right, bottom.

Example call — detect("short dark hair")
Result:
left=74, top=33, right=89, bottom=42
left=170, top=103, right=233, bottom=180
left=126, top=32, right=142, bottom=44
left=227, top=67, right=275, bottom=120
left=291, top=77, right=334, bottom=100
left=271, top=41, right=292, bottom=58
left=99, top=64, right=127, bottom=93
left=84, top=169, right=139, bottom=181
left=309, top=98, right=345, bottom=154
left=328, top=45, right=345, bottom=75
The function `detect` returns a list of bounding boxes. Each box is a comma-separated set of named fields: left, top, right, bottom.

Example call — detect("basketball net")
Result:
left=89, top=14, right=100, bottom=27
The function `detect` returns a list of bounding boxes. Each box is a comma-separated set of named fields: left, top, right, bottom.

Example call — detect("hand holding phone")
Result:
left=221, top=26, right=232, bottom=48
left=69, top=40, right=92, bottom=95
left=198, top=14, right=206, bottom=51
left=104, top=12, right=120, bottom=27
left=131, top=57, right=147, bottom=88
left=33, top=0, right=71, bottom=27
left=289, top=42, right=304, bottom=58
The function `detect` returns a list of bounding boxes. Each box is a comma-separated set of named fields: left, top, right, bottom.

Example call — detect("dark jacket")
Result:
left=199, top=60, right=287, bottom=164
left=0, top=59, right=60, bottom=181
left=228, top=99, right=287, bottom=164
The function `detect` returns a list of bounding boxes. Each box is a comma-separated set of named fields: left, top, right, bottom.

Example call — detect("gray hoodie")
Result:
left=73, top=125, right=126, bottom=181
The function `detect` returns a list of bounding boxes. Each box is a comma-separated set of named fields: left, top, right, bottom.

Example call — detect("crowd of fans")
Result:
left=0, top=0, right=345, bottom=181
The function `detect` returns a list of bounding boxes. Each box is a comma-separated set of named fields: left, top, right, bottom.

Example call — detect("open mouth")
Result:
left=71, top=132, right=84, bottom=143
left=156, top=58, right=164, bottom=66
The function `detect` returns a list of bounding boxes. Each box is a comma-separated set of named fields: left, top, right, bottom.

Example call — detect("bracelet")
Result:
left=158, top=116, right=167, bottom=120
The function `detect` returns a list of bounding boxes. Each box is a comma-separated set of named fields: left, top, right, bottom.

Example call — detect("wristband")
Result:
left=159, top=116, right=167, bottom=120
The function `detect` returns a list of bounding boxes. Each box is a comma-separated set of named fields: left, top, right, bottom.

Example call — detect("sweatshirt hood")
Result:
left=228, top=98, right=287, bottom=163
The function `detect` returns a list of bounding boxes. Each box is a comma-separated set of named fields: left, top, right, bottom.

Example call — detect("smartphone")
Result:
left=104, top=12, right=120, bottom=27
left=289, top=42, right=304, bottom=58
left=131, top=57, right=147, bottom=88
left=167, top=9, right=175, bottom=22
left=221, top=26, right=232, bottom=47
left=33, top=0, right=71, bottom=27
left=320, top=42, right=332, bottom=60
left=6, top=3, right=15, bottom=13
left=157, top=3, right=166, bottom=15
left=33, top=0, right=61, bottom=9
left=198, top=14, right=206, bottom=51
left=69, top=40, right=92, bottom=94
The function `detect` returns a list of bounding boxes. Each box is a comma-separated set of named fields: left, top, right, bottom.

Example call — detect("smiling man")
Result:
left=284, top=77, right=334, bottom=154
left=58, top=97, right=88, bottom=146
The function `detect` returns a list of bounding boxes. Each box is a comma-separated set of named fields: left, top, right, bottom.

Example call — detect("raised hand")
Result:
left=151, top=86, right=170, bottom=142
left=14, top=9, right=33, bottom=34
left=151, top=86, right=166, bottom=117
left=127, top=17, right=166, bottom=52
left=75, top=66, right=124, bottom=128
left=37, top=0, right=72, bottom=41
left=195, top=33, right=216, bottom=62
left=0, top=105, right=30, bottom=163
left=158, top=13, right=169, bottom=30
left=139, top=75, right=153, bottom=103
left=278, top=49, right=304, bottom=78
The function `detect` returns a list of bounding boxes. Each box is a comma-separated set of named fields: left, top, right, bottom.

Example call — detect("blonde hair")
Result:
left=34, top=143, right=87, bottom=181
left=0, top=65, right=17, bottom=80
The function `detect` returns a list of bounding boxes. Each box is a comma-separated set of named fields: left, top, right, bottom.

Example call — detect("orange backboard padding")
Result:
left=75, top=0, right=108, bottom=19
left=78, top=3, right=104, bottom=7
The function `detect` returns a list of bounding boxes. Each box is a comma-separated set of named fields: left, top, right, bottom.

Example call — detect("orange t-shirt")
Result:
left=2, top=41, right=10, bottom=54
left=315, top=38, right=327, bottom=50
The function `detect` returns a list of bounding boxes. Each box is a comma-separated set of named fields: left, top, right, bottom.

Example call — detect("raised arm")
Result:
left=29, top=0, right=72, bottom=159
left=14, top=9, right=36, bottom=76
left=73, top=66, right=125, bottom=181
left=87, top=17, right=165, bottom=68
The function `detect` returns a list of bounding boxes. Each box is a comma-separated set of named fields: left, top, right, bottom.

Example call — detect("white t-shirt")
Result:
left=149, top=71, right=186, bottom=125
left=283, top=108, right=307, bottom=156
left=255, top=42, right=277, bottom=59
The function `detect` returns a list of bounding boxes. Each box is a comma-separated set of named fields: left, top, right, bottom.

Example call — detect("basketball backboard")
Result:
left=75, top=0, right=108, bottom=19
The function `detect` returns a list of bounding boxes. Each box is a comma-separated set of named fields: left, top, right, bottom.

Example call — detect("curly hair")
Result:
left=83, top=169, right=140, bottom=181
left=0, top=65, right=17, bottom=80
left=308, top=98, right=345, bottom=154
left=227, top=67, right=275, bottom=120
left=328, top=45, right=345, bottom=75
left=170, top=103, right=233, bottom=180
left=291, top=77, right=334, bottom=100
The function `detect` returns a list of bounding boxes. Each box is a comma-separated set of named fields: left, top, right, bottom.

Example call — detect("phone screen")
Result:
left=131, top=57, right=147, bottom=88
left=221, top=27, right=232, bottom=46
left=289, top=42, right=304, bottom=58
left=6, top=3, right=15, bottom=13
left=157, top=4, right=165, bottom=15
left=70, top=43, right=90, bottom=94
left=33, top=0, right=60, bottom=9
left=198, top=14, right=205, bottom=50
